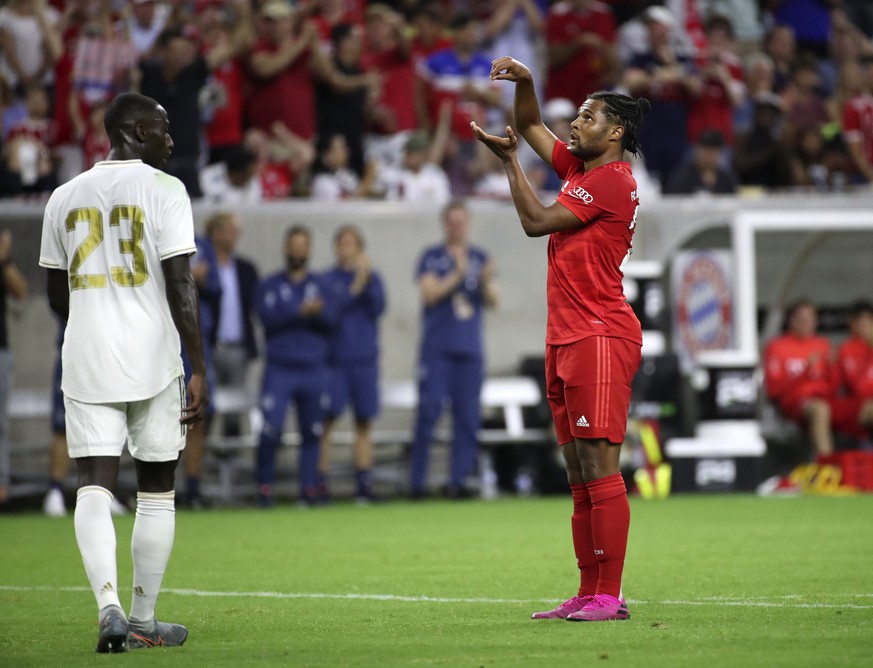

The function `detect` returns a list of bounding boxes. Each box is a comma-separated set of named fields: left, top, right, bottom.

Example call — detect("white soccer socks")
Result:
left=129, top=491, right=176, bottom=625
left=74, top=485, right=123, bottom=612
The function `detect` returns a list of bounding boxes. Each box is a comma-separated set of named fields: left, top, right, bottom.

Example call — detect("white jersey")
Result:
left=39, top=160, right=196, bottom=403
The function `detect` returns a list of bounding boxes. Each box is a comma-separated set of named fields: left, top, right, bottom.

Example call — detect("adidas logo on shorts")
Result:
left=576, top=415, right=589, bottom=427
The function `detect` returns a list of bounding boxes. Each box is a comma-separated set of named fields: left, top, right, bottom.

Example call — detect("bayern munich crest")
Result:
left=672, top=251, right=735, bottom=366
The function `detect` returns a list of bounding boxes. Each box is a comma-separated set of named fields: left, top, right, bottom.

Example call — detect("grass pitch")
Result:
left=1, top=494, right=872, bottom=667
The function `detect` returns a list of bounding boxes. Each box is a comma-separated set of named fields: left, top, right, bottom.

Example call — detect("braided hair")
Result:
left=588, top=92, right=651, bottom=156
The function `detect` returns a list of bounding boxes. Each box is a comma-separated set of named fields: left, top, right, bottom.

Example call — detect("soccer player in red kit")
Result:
left=763, top=300, right=840, bottom=459
left=471, top=57, right=650, bottom=622
left=835, top=301, right=873, bottom=435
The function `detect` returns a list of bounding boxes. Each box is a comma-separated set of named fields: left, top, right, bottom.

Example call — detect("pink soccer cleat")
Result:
left=566, top=594, right=631, bottom=622
left=531, top=595, right=593, bottom=619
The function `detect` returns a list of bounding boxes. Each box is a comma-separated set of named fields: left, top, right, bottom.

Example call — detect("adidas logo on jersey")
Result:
left=576, top=415, right=589, bottom=427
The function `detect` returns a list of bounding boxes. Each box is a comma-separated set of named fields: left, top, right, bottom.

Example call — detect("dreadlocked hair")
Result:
left=588, top=92, right=651, bottom=156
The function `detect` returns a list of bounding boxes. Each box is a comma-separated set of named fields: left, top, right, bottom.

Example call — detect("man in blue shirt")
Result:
left=256, top=226, right=339, bottom=507
left=411, top=200, right=498, bottom=498
left=320, top=226, right=387, bottom=504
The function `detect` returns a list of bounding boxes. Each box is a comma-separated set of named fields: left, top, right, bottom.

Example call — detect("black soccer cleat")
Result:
left=95, top=606, right=129, bottom=654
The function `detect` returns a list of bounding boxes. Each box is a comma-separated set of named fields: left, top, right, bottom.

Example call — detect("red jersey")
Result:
left=361, top=45, right=418, bottom=134
left=688, top=53, right=745, bottom=145
left=246, top=38, right=316, bottom=140
left=260, top=162, right=293, bottom=200
left=544, top=1, right=616, bottom=103
left=205, top=57, right=245, bottom=149
left=763, top=334, right=834, bottom=409
left=837, top=336, right=873, bottom=399
left=842, top=94, right=873, bottom=167
left=547, top=141, right=642, bottom=346
left=7, top=117, right=57, bottom=148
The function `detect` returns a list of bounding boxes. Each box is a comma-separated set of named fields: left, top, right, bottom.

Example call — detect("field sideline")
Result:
left=1, top=494, right=871, bottom=667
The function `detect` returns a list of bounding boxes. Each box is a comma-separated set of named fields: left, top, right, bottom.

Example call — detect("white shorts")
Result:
left=64, top=376, right=187, bottom=462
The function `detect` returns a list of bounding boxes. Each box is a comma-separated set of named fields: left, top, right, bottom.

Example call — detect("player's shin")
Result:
left=75, top=486, right=123, bottom=612
left=130, top=491, right=176, bottom=624
left=588, top=473, right=630, bottom=598
left=570, top=483, right=599, bottom=597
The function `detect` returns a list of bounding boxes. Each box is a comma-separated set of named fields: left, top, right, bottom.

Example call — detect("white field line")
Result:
left=1, top=586, right=873, bottom=609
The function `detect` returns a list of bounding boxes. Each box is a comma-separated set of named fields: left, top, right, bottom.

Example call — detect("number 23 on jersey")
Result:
left=65, top=205, right=149, bottom=290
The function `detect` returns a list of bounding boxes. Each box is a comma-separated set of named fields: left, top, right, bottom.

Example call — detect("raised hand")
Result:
left=470, top=122, right=519, bottom=163
left=489, top=56, right=532, bottom=83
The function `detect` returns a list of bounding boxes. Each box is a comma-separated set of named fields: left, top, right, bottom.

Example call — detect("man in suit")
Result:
left=205, top=212, right=259, bottom=439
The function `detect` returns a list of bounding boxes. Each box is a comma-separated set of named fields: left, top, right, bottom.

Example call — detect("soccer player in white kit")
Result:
left=39, top=93, right=208, bottom=653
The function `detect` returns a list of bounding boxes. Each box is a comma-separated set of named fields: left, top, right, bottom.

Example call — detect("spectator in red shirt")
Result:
left=836, top=301, right=873, bottom=424
left=544, top=0, right=618, bottom=104
left=840, top=58, right=873, bottom=183
left=763, top=299, right=838, bottom=459
left=362, top=4, right=419, bottom=147
left=247, top=0, right=374, bottom=147
left=688, top=15, right=745, bottom=146
left=82, top=99, right=110, bottom=169
left=246, top=0, right=322, bottom=141
left=195, top=1, right=255, bottom=164
left=3, top=83, right=57, bottom=194
left=243, top=124, right=316, bottom=199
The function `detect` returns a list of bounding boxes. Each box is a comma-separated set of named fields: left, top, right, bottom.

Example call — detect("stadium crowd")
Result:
left=3, top=0, right=873, bottom=200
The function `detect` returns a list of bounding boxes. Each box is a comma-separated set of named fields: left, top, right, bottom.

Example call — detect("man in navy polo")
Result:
left=319, top=226, right=387, bottom=504
left=255, top=226, right=339, bottom=507
left=411, top=199, right=498, bottom=498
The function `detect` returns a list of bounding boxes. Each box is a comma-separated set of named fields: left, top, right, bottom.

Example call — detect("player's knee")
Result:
left=562, top=444, right=585, bottom=484
left=805, top=399, right=831, bottom=422
left=134, top=458, right=178, bottom=493
left=860, top=400, right=873, bottom=425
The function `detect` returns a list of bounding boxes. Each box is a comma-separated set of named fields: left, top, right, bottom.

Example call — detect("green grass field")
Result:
left=1, top=494, right=872, bottom=667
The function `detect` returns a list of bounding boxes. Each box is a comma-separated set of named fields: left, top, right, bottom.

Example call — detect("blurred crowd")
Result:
left=3, top=0, right=873, bottom=201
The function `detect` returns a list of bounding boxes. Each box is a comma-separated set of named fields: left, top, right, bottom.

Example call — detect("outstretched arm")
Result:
left=472, top=123, right=582, bottom=238
left=490, top=57, right=560, bottom=167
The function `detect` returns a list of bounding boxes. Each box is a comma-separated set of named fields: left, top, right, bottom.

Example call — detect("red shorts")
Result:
left=545, top=336, right=642, bottom=445
left=829, top=396, right=867, bottom=438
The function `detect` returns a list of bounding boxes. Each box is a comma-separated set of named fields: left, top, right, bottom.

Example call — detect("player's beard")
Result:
left=286, top=256, right=307, bottom=273
left=568, top=130, right=610, bottom=162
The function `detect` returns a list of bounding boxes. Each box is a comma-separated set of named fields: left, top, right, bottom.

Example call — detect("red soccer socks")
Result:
left=587, top=473, right=630, bottom=598
left=570, top=483, right=598, bottom=597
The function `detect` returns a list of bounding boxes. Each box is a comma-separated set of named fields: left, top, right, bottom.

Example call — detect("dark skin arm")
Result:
left=471, top=122, right=583, bottom=237
left=162, top=254, right=208, bottom=425
left=490, top=57, right=558, bottom=166
left=46, top=268, right=69, bottom=321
